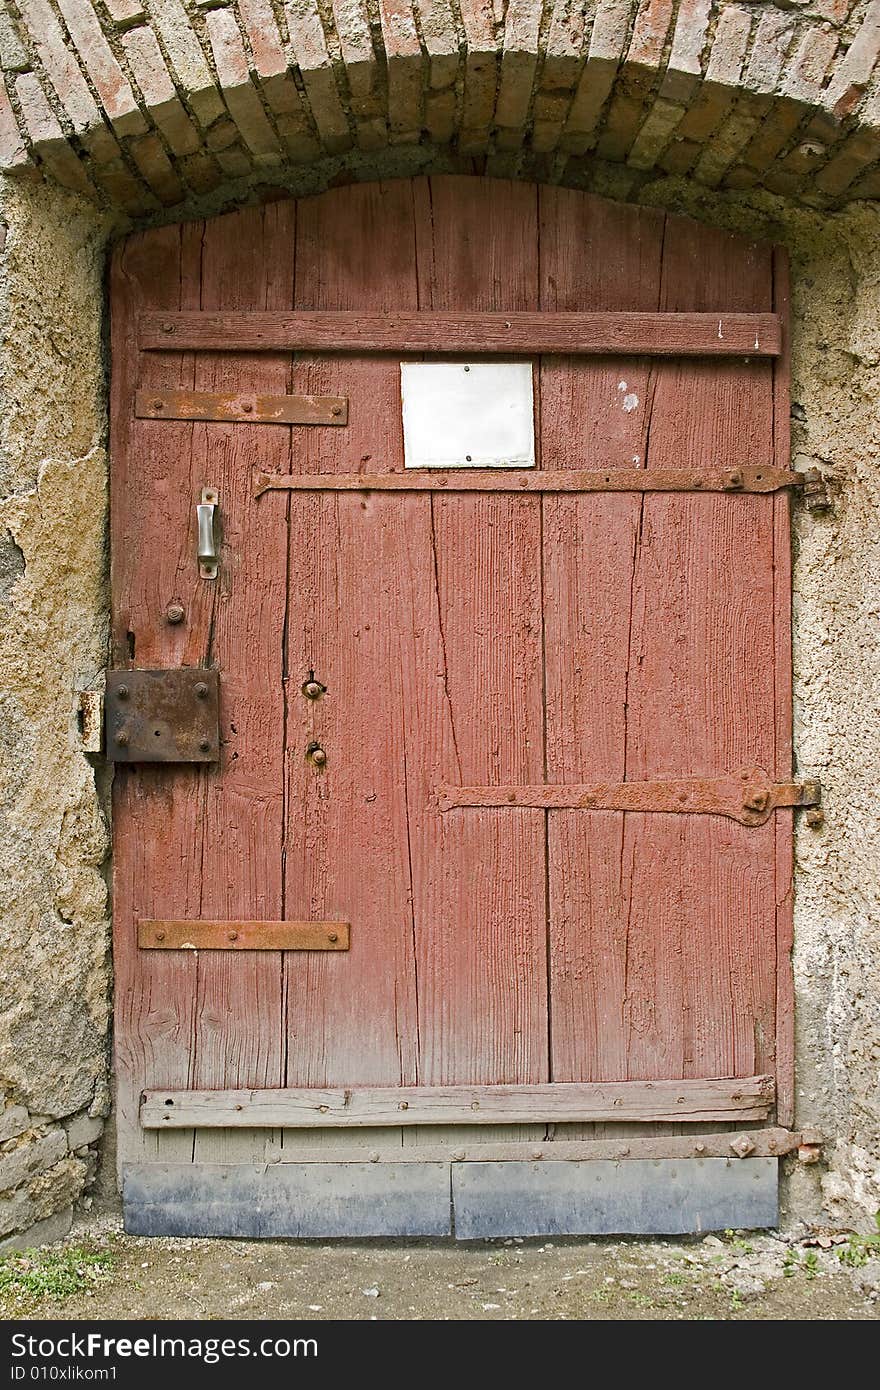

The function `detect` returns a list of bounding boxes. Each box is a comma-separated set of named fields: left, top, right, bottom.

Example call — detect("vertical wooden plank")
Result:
left=409, top=177, right=548, bottom=1153
left=189, top=204, right=294, bottom=1164
left=772, top=246, right=795, bottom=1127
left=540, top=189, right=666, bottom=1090
left=622, top=218, right=778, bottom=1085
left=111, top=221, right=207, bottom=1172
left=282, top=183, right=421, bottom=1168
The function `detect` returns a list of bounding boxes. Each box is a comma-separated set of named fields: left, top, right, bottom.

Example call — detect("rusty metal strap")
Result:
left=254, top=465, right=824, bottom=499
left=438, top=769, right=821, bottom=828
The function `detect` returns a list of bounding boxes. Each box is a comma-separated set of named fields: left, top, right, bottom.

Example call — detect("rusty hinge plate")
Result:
left=438, top=768, right=821, bottom=828
left=105, top=668, right=220, bottom=763
left=138, top=920, right=349, bottom=950
left=136, top=388, right=348, bottom=426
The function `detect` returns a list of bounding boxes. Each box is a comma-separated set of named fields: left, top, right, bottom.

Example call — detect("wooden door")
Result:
left=111, top=178, right=798, bottom=1238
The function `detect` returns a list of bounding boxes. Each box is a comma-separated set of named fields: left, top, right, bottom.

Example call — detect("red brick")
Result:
left=104, top=0, right=146, bottom=25
left=238, top=0, right=287, bottom=79
left=54, top=0, right=146, bottom=136
left=496, top=0, right=540, bottom=129
left=15, top=72, right=95, bottom=194
left=17, top=0, right=101, bottom=134
left=285, top=1, right=352, bottom=152
left=0, top=81, right=28, bottom=169
left=379, top=0, right=422, bottom=142
left=129, top=130, right=185, bottom=203
left=206, top=9, right=281, bottom=156
left=824, top=0, right=880, bottom=118
left=121, top=27, right=201, bottom=156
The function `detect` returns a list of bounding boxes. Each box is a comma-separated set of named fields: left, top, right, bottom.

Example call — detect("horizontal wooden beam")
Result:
left=140, top=310, right=782, bottom=358
left=135, top=388, right=347, bottom=426
left=185, top=1128, right=810, bottom=1164
left=138, top=920, right=349, bottom=950
left=141, top=1076, right=775, bottom=1129
left=254, top=464, right=800, bottom=498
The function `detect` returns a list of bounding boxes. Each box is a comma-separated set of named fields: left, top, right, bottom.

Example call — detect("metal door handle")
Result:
left=197, top=487, right=219, bottom=580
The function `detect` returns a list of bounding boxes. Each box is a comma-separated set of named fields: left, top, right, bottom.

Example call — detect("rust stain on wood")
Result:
left=139, top=309, right=783, bottom=357
left=253, top=464, right=803, bottom=497
left=140, top=1075, right=775, bottom=1128
left=135, top=387, right=348, bottom=426
left=438, top=770, right=821, bottom=827
left=138, top=920, right=350, bottom=950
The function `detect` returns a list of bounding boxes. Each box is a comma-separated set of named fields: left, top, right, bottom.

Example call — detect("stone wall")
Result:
left=0, top=176, right=112, bottom=1250
left=0, top=0, right=877, bottom=1251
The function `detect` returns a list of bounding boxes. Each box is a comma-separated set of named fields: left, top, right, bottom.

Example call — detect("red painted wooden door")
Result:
left=111, top=178, right=792, bottom=1180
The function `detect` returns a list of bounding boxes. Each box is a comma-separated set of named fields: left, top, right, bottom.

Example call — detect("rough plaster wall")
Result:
left=0, top=160, right=878, bottom=1240
left=0, top=173, right=112, bottom=1248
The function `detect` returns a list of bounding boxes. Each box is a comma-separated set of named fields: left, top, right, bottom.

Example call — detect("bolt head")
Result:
left=194, top=682, right=209, bottom=699
left=228, top=931, right=238, bottom=942
left=242, top=401, right=254, bottom=414
left=115, top=730, right=129, bottom=747
left=303, top=680, right=324, bottom=700
left=310, top=747, right=327, bottom=766
left=166, top=603, right=185, bottom=625
left=199, top=738, right=211, bottom=753
left=152, top=399, right=164, bottom=411
left=327, top=932, right=338, bottom=943
left=117, top=684, right=129, bottom=700
left=155, top=930, right=165, bottom=942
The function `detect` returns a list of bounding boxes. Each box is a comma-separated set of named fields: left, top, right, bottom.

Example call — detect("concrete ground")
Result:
left=1, top=1212, right=878, bottom=1320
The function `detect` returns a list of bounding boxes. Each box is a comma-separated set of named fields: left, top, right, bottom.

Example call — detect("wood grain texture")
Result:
left=135, top=388, right=347, bottom=425
left=409, top=177, right=548, bottom=1096
left=254, top=465, right=801, bottom=496
left=772, top=247, right=795, bottom=1128
left=139, top=309, right=783, bottom=356
left=282, top=181, right=423, bottom=1106
left=111, top=221, right=208, bottom=1174
left=188, top=203, right=295, bottom=1166
left=138, top=920, right=349, bottom=950
left=620, top=219, right=778, bottom=1088
left=141, top=1076, right=775, bottom=1128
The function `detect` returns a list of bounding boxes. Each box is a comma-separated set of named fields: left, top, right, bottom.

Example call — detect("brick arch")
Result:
left=1, top=1, right=880, bottom=214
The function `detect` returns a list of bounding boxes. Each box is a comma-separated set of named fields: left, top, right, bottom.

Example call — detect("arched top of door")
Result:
left=1, top=3, right=877, bottom=219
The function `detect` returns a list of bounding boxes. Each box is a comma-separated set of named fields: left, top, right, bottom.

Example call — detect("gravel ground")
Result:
left=2, top=1213, right=879, bottom=1321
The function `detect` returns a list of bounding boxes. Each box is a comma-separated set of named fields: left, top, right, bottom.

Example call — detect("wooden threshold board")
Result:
left=139, top=310, right=783, bottom=357
left=131, top=1128, right=806, bottom=1164
left=141, top=1076, right=775, bottom=1129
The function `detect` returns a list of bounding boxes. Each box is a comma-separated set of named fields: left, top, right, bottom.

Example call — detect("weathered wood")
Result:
left=139, top=308, right=782, bottom=356
left=138, top=920, right=349, bottom=950
left=618, top=219, right=779, bottom=1087
left=282, top=181, right=422, bottom=1146
left=541, top=190, right=666, bottom=1104
left=141, top=1076, right=775, bottom=1128
left=438, top=771, right=818, bottom=826
left=134, top=1127, right=804, bottom=1163
left=254, top=464, right=802, bottom=497
left=773, top=247, right=796, bottom=1129
left=135, top=387, right=347, bottom=425
left=452, top=1158, right=778, bottom=1238
left=188, top=204, right=293, bottom=1169
left=123, top=1162, right=452, bottom=1238
left=111, top=221, right=208, bottom=1175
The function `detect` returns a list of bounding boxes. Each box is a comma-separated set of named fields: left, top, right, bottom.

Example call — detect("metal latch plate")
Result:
left=105, top=668, right=220, bottom=763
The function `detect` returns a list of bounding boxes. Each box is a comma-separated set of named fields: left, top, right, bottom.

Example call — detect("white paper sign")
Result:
left=401, top=362, right=535, bottom=468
